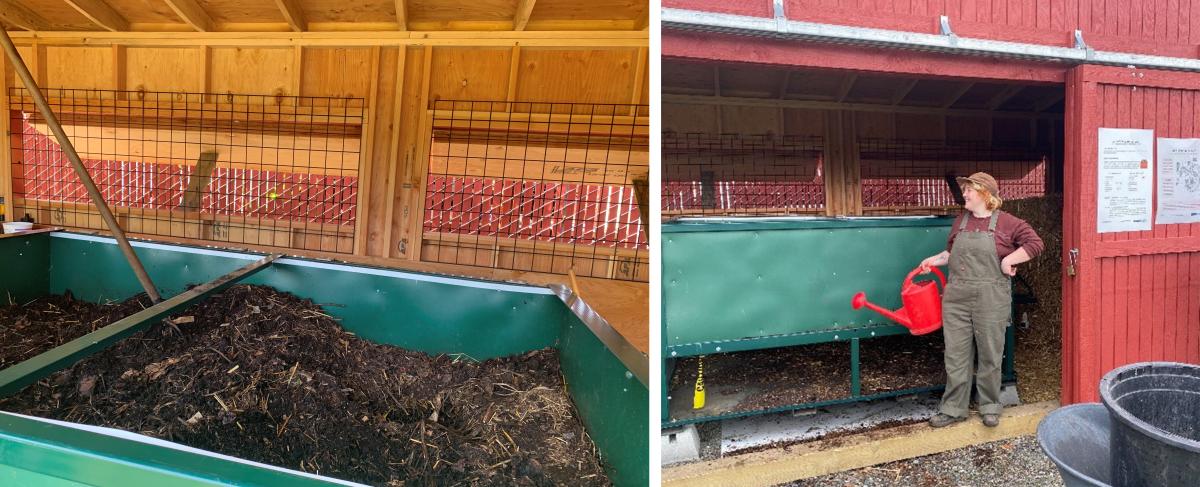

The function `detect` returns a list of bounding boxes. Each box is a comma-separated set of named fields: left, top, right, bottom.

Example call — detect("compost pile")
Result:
left=1, top=285, right=608, bottom=487
left=1004, top=195, right=1063, bottom=403
left=0, top=292, right=152, bottom=369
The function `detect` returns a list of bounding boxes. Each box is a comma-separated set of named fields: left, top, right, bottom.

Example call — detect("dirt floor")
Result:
left=0, top=292, right=152, bottom=370
left=0, top=285, right=608, bottom=487
left=784, top=435, right=1064, bottom=487
left=669, top=333, right=945, bottom=416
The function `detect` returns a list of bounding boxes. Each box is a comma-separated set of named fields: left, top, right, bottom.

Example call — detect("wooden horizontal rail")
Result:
left=422, top=231, right=645, bottom=258
left=1096, top=237, right=1200, bottom=258
left=10, top=96, right=367, bottom=126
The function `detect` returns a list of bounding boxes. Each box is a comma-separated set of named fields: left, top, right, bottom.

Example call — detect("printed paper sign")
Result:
left=1097, top=128, right=1154, bottom=233
left=1156, top=137, right=1200, bottom=225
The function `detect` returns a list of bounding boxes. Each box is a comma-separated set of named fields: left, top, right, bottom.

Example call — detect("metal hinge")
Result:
left=1068, top=248, right=1079, bottom=277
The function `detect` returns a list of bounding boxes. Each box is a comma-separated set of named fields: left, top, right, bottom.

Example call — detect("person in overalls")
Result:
left=919, top=172, right=1043, bottom=428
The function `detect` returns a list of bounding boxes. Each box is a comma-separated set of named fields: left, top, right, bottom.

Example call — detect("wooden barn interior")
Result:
left=0, top=0, right=650, bottom=354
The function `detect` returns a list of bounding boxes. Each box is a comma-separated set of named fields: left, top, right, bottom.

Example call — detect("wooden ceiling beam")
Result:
left=394, top=0, right=407, bottom=31
left=163, top=0, right=214, bottom=32
left=273, top=0, right=307, bottom=32
left=891, top=79, right=920, bottom=105
left=0, top=0, right=49, bottom=31
left=941, top=82, right=975, bottom=108
left=63, top=0, right=129, bottom=32
left=987, top=84, right=1026, bottom=111
left=836, top=73, right=857, bottom=102
left=514, top=0, right=537, bottom=31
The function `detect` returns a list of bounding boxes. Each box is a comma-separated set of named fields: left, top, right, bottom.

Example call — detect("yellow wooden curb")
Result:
left=662, top=400, right=1060, bottom=487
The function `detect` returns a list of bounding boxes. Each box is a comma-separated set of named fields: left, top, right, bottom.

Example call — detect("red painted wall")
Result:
left=667, top=0, right=1200, bottom=60
left=1065, top=65, right=1200, bottom=403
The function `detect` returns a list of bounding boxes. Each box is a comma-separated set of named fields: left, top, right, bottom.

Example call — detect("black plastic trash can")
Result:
left=1099, top=362, right=1200, bottom=487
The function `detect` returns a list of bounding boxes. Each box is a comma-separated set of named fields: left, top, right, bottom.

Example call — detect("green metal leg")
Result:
left=850, top=338, right=861, bottom=397
left=662, top=358, right=675, bottom=422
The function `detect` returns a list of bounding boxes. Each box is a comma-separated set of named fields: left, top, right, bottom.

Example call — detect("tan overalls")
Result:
left=939, top=211, right=1010, bottom=418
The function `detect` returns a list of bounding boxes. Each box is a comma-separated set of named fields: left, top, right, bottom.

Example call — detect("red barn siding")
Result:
left=667, top=0, right=1200, bottom=59
left=1065, top=66, right=1200, bottom=403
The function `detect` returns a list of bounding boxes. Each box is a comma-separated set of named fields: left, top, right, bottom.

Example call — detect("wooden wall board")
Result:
left=208, top=47, right=296, bottom=96
left=125, top=47, right=205, bottom=93
left=661, top=103, right=717, bottom=134
left=853, top=111, right=895, bottom=139
left=946, top=115, right=991, bottom=142
left=893, top=113, right=944, bottom=140
left=388, top=45, right=429, bottom=260
left=43, top=46, right=115, bottom=90
left=515, top=48, right=637, bottom=104
left=427, top=47, right=512, bottom=103
left=781, top=107, right=825, bottom=137
left=300, top=47, right=374, bottom=100
left=720, top=105, right=780, bottom=136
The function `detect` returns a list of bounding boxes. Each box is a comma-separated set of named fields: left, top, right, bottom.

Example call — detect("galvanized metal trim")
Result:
left=663, top=215, right=954, bottom=233
left=0, top=412, right=366, bottom=486
left=51, top=232, right=555, bottom=295
left=549, top=284, right=649, bottom=387
left=0, top=254, right=279, bottom=397
left=662, top=8, right=1200, bottom=73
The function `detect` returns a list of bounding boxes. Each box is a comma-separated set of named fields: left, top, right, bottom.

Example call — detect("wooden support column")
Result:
left=823, top=110, right=845, bottom=216
left=0, top=49, right=10, bottom=222
left=842, top=111, right=861, bottom=215
left=353, top=46, right=382, bottom=256
left=402, top=46, right=433, bottom=261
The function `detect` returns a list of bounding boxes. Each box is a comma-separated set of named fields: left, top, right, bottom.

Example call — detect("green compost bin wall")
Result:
left=1, top=232, right=648, bottom=486
left=558, top=311, right=649, bottom=487
left=662, top=217, right=954, bottom=354
left=47, top=233, right=560, bottom=359
left=0, top=233, right=50, bottom=303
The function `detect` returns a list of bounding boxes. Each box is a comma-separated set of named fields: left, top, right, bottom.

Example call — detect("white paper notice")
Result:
left=1097, top=128, right=1154, bottom=233
left=1156, top=137, right=1200, bottom=224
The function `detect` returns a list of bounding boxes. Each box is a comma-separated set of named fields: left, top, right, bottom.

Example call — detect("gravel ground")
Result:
left=783, top=435, right=1064, bottom=487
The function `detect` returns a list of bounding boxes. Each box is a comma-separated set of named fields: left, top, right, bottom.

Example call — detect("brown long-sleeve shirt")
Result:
left=946, top=211, right=1044, bottom=260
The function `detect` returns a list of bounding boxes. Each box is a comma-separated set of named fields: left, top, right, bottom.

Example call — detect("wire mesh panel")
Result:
left=859, top=138, right=1047, bottom=213
left=8, top=88, right=365, bottom=253
left=661, top=133, right=826, bottom=217
left=423, top=100, right=649, bottom=281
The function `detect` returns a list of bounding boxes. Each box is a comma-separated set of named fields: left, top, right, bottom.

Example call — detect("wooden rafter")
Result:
left=163, top=0, right=213, bottom=32
left=836, top=74, right=857, bottom=102
left=63, top=0, right=129, bottom=32
left=0, top=0, right=48, bottom=31
left=987, top=84, right=1025, bottom=110
left=273, top=0, right=307, bottom=32
left=1033, top=91, right=1066, bottom=112
left=891, top=79, right=919, bottom=105
left=941, top=82, right=975, bottom=108
left=514, top=0, right=537, bottom=31
left=394, top=0, right=407, bottom=30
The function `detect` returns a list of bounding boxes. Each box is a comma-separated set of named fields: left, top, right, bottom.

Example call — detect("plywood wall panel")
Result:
left=209, top=48, right=296, bottom=96
left=125, top=47, right=205, bottom=93
left=427, top=47, right=512, bottom=103
left=301, top=48, right=374, bottom=100
left=44, top=47, right=115, bottom=91
left=515, top=48, right=637, bottom=105
left=662, top=103, right=717, bottom=134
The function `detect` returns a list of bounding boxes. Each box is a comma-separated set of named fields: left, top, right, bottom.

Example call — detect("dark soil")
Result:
left=0, top=285, right=608, bottom=487
left=670, top=333, right=945, bottom=414
left=0, top=292, right=153, bottom=369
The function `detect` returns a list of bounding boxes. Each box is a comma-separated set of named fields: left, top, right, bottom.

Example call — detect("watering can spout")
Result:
left=851, top=292, right=912, bottom=327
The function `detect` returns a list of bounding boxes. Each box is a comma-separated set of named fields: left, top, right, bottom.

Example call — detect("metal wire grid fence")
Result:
left=859, top=138, right=1047, bottom=211
left=661, top=133, right=826, bottom=217
left=423, top=100, right=649, bottom=281
left=8, top=87, right=365, bottom=253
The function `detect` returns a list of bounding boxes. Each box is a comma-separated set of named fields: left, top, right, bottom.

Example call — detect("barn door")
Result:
left=1063, top=65, right=1200, bottom=404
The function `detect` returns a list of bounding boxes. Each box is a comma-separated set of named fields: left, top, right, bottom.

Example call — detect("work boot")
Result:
left=982, top=414, right=1000, bottom=427
left=928, top=413, right=966, bottom=428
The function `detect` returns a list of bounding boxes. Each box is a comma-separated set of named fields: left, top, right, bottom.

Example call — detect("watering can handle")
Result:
left=905, top=266, right=946, bottom=290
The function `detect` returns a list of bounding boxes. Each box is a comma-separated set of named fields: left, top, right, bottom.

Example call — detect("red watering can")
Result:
left=851, top=266, right=946, bottom=335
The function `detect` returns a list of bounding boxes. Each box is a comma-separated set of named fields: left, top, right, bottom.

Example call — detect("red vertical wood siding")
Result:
left=1064, top=65, right=1200, bottom=404
left=666, top=0, right=1200, bottom=59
